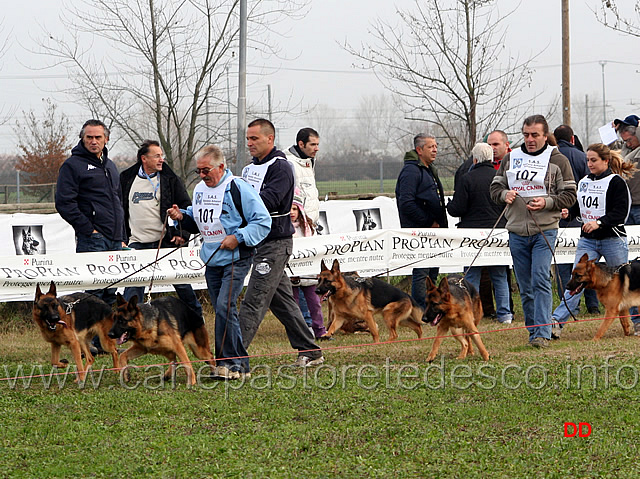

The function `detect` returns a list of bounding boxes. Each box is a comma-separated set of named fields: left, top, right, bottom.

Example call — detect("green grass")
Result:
left=316, top=177, right=455, bottom=197
left=2, top=290, right=640, bottom=478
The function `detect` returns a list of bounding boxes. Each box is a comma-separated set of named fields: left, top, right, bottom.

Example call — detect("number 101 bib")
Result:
left=506, top=146, right=554, bottom=198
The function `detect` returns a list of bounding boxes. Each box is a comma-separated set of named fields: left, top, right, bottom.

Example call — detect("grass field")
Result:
left=2, top=291, right=640, bottom=478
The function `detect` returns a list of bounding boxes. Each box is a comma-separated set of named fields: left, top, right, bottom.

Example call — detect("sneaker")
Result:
left=634, top=323, right=640, bottom=337
left=290, top=355, right=325, bottom=367
left=497, top=318, right=512, bottom=325
left=551, top=321, right=562, bottom=340
left=211, top=365, right=240, bottom=380
left=587, top=306, right=601, bottom=315
left=530, top=337, right=550, bottom=349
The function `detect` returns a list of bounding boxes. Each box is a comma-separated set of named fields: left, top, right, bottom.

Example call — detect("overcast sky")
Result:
left=0, top=0, right=638, bottom=155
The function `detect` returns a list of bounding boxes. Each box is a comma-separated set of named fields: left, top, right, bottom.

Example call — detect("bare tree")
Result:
left=34, top=0, right=307, bottom=180
left=596, top=1, right=640, bottom=37
left=345, top=0, right=537, bottom=159
left=14, top=98, right=72, bottom=186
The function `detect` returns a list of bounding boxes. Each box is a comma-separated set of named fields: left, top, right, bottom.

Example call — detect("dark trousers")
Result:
left=238, top=238, right=321, bottom=365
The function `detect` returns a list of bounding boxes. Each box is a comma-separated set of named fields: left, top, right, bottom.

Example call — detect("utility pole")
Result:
left=561, top=0, right=571, bottom=125
left=235, top=0, right=247, bottom=176
left=585, top=94, right=590, bottom=145
left=600, top=61, right=607, bottom=125
left=226, top=65, right=232, bottom=154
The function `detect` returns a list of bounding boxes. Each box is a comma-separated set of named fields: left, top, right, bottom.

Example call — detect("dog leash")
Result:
left=515, top=195, right=579, bottom=323
left=145, top=216, right=170, bottom=303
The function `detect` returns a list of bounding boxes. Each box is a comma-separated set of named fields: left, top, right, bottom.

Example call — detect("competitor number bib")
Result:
left=506, top=146, right=554, bottom=198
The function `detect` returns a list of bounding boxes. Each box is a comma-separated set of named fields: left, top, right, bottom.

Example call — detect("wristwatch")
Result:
left=596, top=219, right=602, bottom=226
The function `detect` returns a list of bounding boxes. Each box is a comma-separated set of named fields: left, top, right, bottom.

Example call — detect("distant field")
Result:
left=316, top=176, right=455, bottom=197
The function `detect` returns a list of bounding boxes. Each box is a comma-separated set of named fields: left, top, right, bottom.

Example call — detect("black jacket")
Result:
left=120, top=162, right=192, bottom=247
left=247, top=147, right=295, bottom=241
left=55, top=141, right=125, bottom=241
left=447, top=161, right=506, bottom=228
left=395, top=150, right=448, bottom=228
left=568, top=169, right=630, bottom=240
left=557, top=139, right=589, bottom=228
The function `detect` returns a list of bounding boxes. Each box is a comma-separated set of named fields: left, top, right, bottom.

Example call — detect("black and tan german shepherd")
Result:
left=566, top=253, right=637, bottom=340
left=315, top=259, right=423, bottom=342
left=33, top=282, right=119, bottom=381
left=108, top=294, right=215, bottom=385
left=423, top=275, right=490, bottom=362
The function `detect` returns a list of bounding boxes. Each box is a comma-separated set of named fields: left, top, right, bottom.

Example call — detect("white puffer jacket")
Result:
left=287, top=146, right=319, bottom=224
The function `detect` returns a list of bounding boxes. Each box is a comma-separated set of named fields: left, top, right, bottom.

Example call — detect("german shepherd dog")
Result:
left=33, top=282, right=119, bottom=381
left=108, top=294, right=215, bottom=385
left=423, top=276, right=490, bottom=362
left=22, top=227, right=39, bottom=255
left=315, top=259, right=423, bottom=342
left=566, top=253, right=637, bottom=340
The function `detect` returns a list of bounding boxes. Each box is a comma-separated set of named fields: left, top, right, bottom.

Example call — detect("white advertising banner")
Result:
left=3, top=204, right=640, bottom=302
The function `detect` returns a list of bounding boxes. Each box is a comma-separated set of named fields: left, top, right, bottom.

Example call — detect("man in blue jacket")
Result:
left=552, top=125, right=599, bottom=325
left=395, top=134, right=447, bottom=310
left=55, top=119, right=125, bottom=306
left=238, top=118, right=324, bottom=368
left=167, top=145, right=271, bottom=379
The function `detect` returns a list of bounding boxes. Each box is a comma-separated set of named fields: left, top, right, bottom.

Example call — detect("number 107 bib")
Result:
left=506, top=147, right=554, bottom=198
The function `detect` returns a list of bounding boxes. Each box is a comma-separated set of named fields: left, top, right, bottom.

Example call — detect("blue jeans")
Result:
left=555, top=263, right=599, bottom=311
left=552, top=237, right=635, bottom=325
left=465, top=266, right=512, bottom=322
left=123, top=241, right=203, bottom=318
left=509, top=230, right=558, bottom=341
left=76, top=232, right=122, bottom=306
left=298, top=288, right=312, bottom=327
left=411, top=267, right=439, bottom=310
left=626, top=205, right=640, bottom=225
left=205, top=256, right=252, bottom=373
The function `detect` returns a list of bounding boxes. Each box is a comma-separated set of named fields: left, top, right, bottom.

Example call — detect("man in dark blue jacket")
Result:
left=395, top=134, right=447, bottom=310
left=238, top=118, right=323, bottom=368
left=55, top=119, right=125, bottom=306
left=553, top=125, right=599, bottom=318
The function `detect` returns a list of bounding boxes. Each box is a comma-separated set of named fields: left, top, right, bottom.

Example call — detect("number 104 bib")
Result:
left=577, top=174, right=617, bottom=223
left=506, top=146, right=554, bottom=198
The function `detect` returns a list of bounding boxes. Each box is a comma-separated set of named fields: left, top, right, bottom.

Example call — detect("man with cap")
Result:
left=614, top=115, right=640, bottom=224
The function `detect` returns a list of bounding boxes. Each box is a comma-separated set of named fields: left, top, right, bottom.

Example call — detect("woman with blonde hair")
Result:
left=551, top=143, right=636, bottom=337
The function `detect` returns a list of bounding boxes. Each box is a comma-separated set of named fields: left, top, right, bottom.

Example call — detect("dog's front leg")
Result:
left=426, top=324, right=448, bottom=362
left=50, top=342, right=67, bottom=368
left=450, top=328, right=469, bottom=359
left=593, top=308, right=618, bottom=340
left=68, top=340, right=86, bottom=382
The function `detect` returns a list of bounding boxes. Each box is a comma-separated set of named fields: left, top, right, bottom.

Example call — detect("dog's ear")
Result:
left=46, top=281, right=56, bottom=297
left=579, top=253, right=589, bottom=264
left=128, top=296, right=139, bottom=309
left=331, top=259, right=341, bottom=273
left=22, top=229, right=27, bottom=238
left=116, top=293, right=127, bottom=306
left=320, top=259, right=329, bottom=272
left=425, top=276, right=435, bottom=290
left=28, top=226, right=32, bottom=233
left=35, top=283, right=43, bottom=300
left=438, top=277, right=451, bottom=298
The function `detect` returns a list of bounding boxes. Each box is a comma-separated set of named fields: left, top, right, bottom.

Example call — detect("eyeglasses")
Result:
left=194, top=167, right=212, bottom=175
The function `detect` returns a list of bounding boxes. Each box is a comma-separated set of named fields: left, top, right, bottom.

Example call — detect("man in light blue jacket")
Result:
left=167, top=145, right=271, bottom=379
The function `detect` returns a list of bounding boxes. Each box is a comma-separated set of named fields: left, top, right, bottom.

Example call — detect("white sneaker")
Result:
left=551, top=321, right=562, bottom=340
left=498, top=318, right=512, bottom=324
left=290, top=355, right=325, bottom=367
left=212, top=365, right=240, bottom=380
